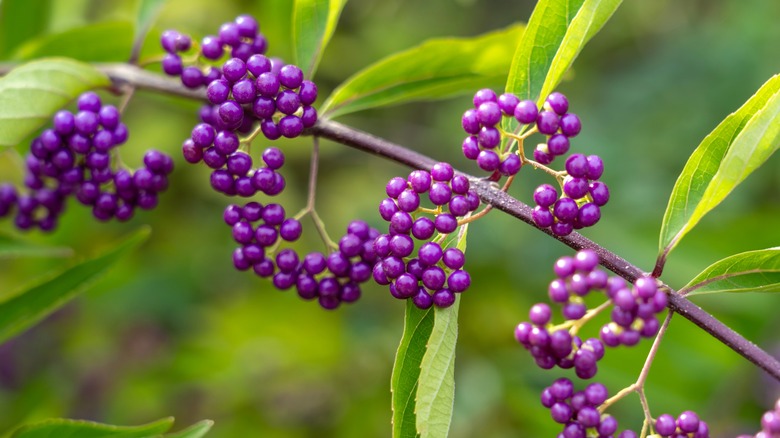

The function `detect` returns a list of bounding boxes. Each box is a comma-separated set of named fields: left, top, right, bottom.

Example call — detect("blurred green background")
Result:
left=0, top=0, right=779, bottom=436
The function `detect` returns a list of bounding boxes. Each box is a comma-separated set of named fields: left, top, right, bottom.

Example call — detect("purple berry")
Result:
left=514, top=100, right=538, bottom=124
left=560, top=113, right=582, bottom=137
left=545, top=92, right=569, bottom=115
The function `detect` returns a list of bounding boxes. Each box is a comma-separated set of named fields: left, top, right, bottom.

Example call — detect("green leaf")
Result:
left=0, top=58, right=110, bottom=148
left=0, top=227, right=149, bottom=344
left=414, top=226, right=467, bottom=438
left=658, top=75, right=780, bottom=262
left=681, top=248, right=780, bottom=296
left=164, top=420, right=214, bottom=438
left=0, top=232, right=72, bottom=259
left=391, top=302, right=434, bottom=438
left=321, top=24, right=524, bottom=119
left=11, top=417, right=173, bottom=438
left=415, top=300, right=459, bottom=438
left=503, top=0, right=621, bottom=130
left=12, top=21, right=135, bottom=62
left=0, top=0, right=52, bottom=57
left=535, top=0, right=622, bottom=103
left=132, top=0, right=168, bottom=61
left=292, top=0, right=347, bottom=79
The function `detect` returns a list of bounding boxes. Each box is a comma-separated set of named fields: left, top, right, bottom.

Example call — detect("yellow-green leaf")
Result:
left=292, top=0, right=346, bottom=79
left=321, top=24, right=524, bottom=118
left=11, top=417, right=173, bottom=438
left=681, top=248, right=780, bottom=296
left=0, top=58, right=110, bottom=147
left=0, top=227, right=149, bottom=344
left=658, top=75, right=780, bottom=264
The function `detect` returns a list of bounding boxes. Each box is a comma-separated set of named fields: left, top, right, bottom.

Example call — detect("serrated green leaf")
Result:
left=12, top=21, right=134, bottom=62
left=0, top=58, right=110, bottom=148
left=392, top=301, right=434, bottom=438
left=0, top=232, right=72, bottom=259
left=0, top=227, right=149, bottom=344
left=658, top=75, right=780, bottom=263
left=414, top=226, right=467, bottom=438
left=164, top=420, right=214, bottom=438
left=292, top=0, right=346, bottom=79
left=681, top=248, right=780, bottom=296
left=11, top=417, right=173, bottom=438
left=321, top=24, right=524, bottom=118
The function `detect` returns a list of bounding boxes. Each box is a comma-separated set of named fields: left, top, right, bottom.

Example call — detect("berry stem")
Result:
left=33, top=63, right=780, bottom=382
left=457, top=174, right=516, bottom=226
left=240, top=124, right=265, bottom=148
left=598, top=311, right=673, bottom=430
left=291, top=136, right=338, bottom=251
left=306, top=136, right=321, bottom=211
left=552, top=299, right=611, bottom=335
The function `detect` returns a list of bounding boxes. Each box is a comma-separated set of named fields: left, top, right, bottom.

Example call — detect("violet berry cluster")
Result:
left=540, top=378, right=637, bottom=437
left=460, top=88, right=523, bottom=175
left=160, top=15, right=269, bottom=90
left=164, top=15, right=317, bottom=144
left=372, top=162, right=478, bottom=309
left=532, top=92, right=583, bottom=164
left=515, top=250, right=607, bottom=378
left=599, top=275, right=667, bottom=347
left=531, top=153, right=609, bottom=237
left=654, top=411, right=710, bottom=438
left=0, top=92, right=171, bottom=231
left=738, top=398, right=780, bottom=438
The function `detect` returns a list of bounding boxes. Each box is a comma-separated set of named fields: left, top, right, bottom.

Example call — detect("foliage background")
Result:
left=0, top=0, right=778, bottom=436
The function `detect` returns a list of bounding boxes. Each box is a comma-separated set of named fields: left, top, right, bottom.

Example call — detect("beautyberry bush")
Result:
left=0, top=1, right=778, bottom=437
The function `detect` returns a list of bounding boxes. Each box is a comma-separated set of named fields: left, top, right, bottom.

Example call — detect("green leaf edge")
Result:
left=0, top=226, right=150, bottom=344
left=0, top=57, right=110, bottom=147
left=292, top=0, right=347, bottom=79
left=535, top=0, right=623, bottom=105
left=10, top=416, right=173, bottom=438
left=321, top=24, right=524, bottom=119
left=163, top=420, right=215, bottom=438
left=681, top=247, right=780, bottom=296
left=414, top=225, right=467, bottom=438
left=391, top=302, right=434, bottom=438
left=658, top=74, right=780, bottom=260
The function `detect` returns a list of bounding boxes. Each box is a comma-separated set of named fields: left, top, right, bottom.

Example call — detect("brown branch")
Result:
left=2, top=61, right=778, bottom=381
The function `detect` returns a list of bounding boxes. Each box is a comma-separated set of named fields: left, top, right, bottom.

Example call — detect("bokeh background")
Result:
left=0, top=0, right=779, bottom=436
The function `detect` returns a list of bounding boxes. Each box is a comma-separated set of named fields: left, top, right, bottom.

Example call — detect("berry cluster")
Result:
left=531, top=153, right=609, bottom=236
left=0, top=92, right=171, bottom=231
left=532, top=92, right=582, bottom=164
left=540, top=378, right=637, bottom=437
left=738, top=398, right=780, bottom=438
left=206, top=56, right=316, bottom=140
left=226, top=187, right=377, bottom=309
left=654, top=411, right=709, bottom=437
left=167, top=15, right=365, bottom=310
left=599, top=275, right=667, bottom=347
left=460, top=89, right=523, bottom=175
left=514, top=306, right=605, bottom=378
left=373, top=163, right=478, bottom=309
left=515, top=250, right=607, bottom=378
left=515, top=250, right=683, bottom=437
left=161, top=15, right=269, bottom=90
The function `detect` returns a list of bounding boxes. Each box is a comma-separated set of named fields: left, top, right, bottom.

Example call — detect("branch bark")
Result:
left=3, top=61, right=778, bottom=381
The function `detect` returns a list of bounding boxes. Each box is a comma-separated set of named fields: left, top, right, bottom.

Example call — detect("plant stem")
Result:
left=309, top=119, right=780, bottom=382
left=3, top=62, right=777, bottom=382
